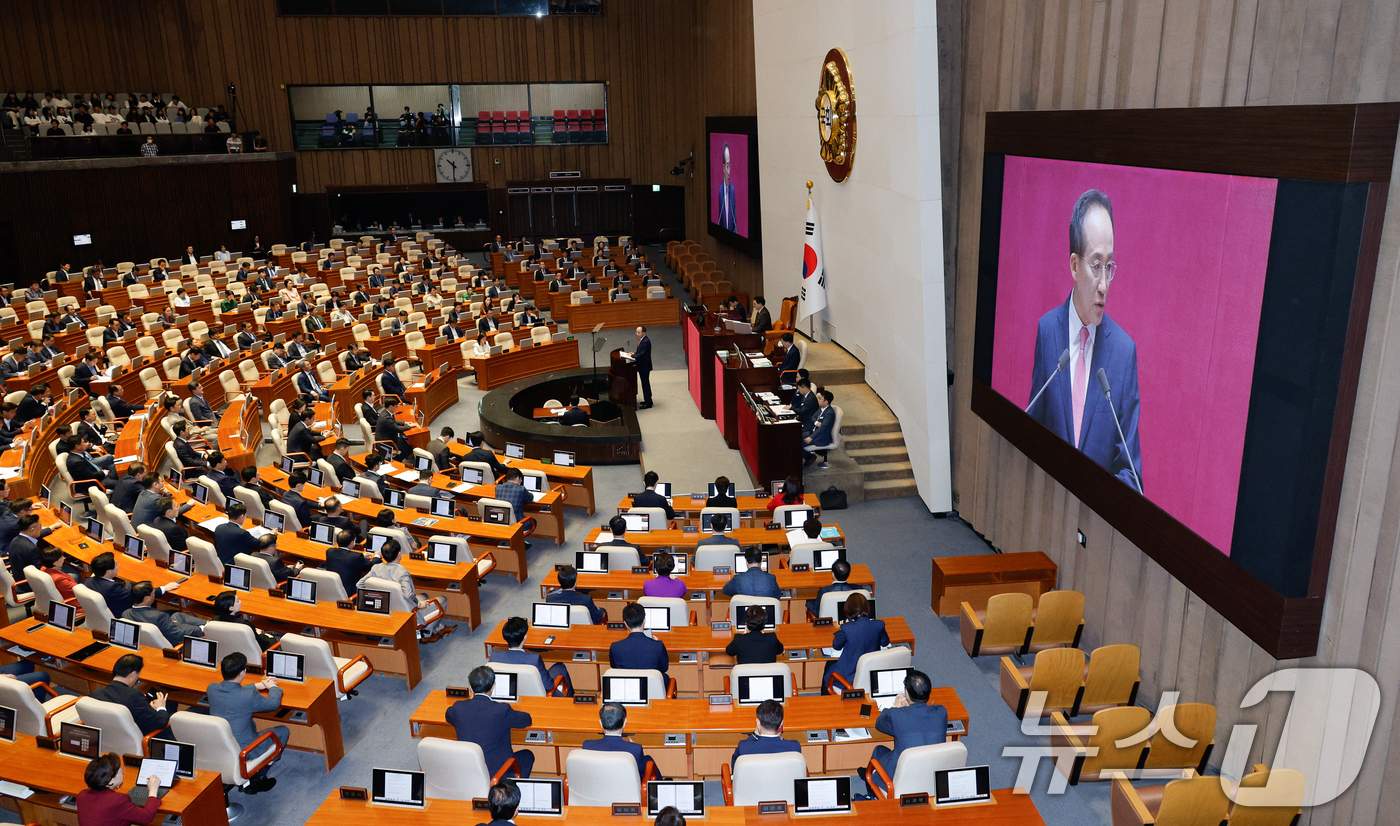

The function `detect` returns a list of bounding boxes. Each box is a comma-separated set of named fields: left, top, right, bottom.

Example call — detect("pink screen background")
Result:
left=990, top=156, right=1278, bottom=555
left=709, top=133, right=750, bottom=237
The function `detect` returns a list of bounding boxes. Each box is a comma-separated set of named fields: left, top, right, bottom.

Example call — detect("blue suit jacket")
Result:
left=633, top=336, right=652, bottom=373
left=445, top=695, right=533, bottom=776
left=828, top=617, right=889, bottom=687
left=780, top=345, right=800, bottom=374
left=582, top=734, right=656, bottom=778
left=1029, top=297, right=1142, bottom=490
left=873, top=702, right=948, bottom=782
left=213, top=522, right=258, bottom=567
left=609, top=631, right=669, bottom=674
left=730, top=732, right=801, bottom=768
left=490, top=649, right=551, bottom=690
left=722, top=567, right=781, bottom=599
left=88, top=576, right=134, bottom=618
left=282, top=489, right=313, bottom=527
left=546, top=588, right=605, bottom=624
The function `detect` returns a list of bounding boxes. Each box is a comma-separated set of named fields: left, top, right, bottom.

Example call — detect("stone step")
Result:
left=808, top=366, right=866, bottom=386
left=840, top=421, right=903, bottom=436
left=865, top=478, right=921, bottom=500
left=846, top=446, right=910, bottom=466
left=861, top=460, right=915, bottom=482
left=843, top=433, right=906, bottom=450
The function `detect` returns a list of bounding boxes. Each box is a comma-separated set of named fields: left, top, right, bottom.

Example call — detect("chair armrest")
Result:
left=806, top=607, right=817, bottom=623
left=42, top=696, right=80, bottom=735
left=1110, top=774, right=1154, bottom=825
left=866, top=757, right=894, bottom=799
left=689, top=610, right=697, bottom=626
left=335, top=654, right=373, bottom=694
left=782, top=609, right=789, bottom=624
left=491, top=757, right=520, bottom=785
left=1048, top=711, right=1087, bottom=785
left=959, top=601, right=984, bottom=657
left=1000, top=657, right=1030, bottom=718
left=520, top=517, right=537, bottom=537
left=31, top=681, right=59, bottom=700
left=550, top=673, right=572, bottom=697
left=720, top=762, right=734, bottom=806
left=142, top=729, right=165, bottom=754
left=641, top=759, right=659, bottom=787
left=473, top=552, right=497, bottom=579
left=667, top=678, right=677, bottom=699
left=825, top=671, right=854, bottom=694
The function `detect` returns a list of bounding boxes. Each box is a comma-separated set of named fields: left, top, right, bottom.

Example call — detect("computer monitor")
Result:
left=59, top=722, right=101, bottom=761
left=267, top=650, right=306, bottom=682
left=794, top=777, right=851, bottom=814
left=109, top=618, right=140, bottom=651
left=123, top=535, right=145, bottom=561
left=647, top=781, right=704, bottom=818
left=147, top=738, right=196, bottom=778
left=813, top=548, right=847, bottom=572
left=621, top=512, right=650, bottom=533
left=285, top=577, right=317, bottom=605
left=83, top=516, right=104, bottom=542
left=460, top=465, right=484, bottom=485
left=40, top=485, right=51, bottom=504
left=168, top=550, right=192, bottom=576
left=835, top=596, right=875, bottom=619
left=58, top=502, right=70, bottom=525
left=737, top=674, right=785, bottom=705
left=426, top=541, right=457, bottom=565
left=575, top=551, right=608, bottom=573
left=487, top=670, right=519, bottom=702
left=341, top=480, right=360, bottom=498
left=707, top=513, right=732, bottom=533
left=371, top=768, right=426, bottom=808
left=167, top=470, right=182, bottom=487
left=307, top=467, right=324, bottom=487
left=552, top=450, right=575, bottom=468
left=734, top=552, right=769, bottom=573
left=307, top=521, right=334, bottom=544
left=934, top=765, right=992, bottom=806
left=483, top=505, right=510, bottom=525
left=783, top=508, right=816, bottom=529
left=262, top=511, right=284, bottom=532
left=182, top=637, right=218, bottom=668
left=653, top=482, right=672, bottom=500
left=385, top=489, right=406, bottom=510
left=223, top=565, right=251, bottom=592
left=514, top=778, right=564, bottom=815
left=602, top=675, right=649, bottom=705
left=522, top=473, right=543, bottom=492
left=770, top=480, right=788, bottom=497
left=414, top=455, right=433, bottom=471
left=740, top=603, right=777, bottom=630
left=368, top=532, right=392, bottom=554
left=505, top=442, right=525, bottom=459
left=654, top=553, right=687, bottom=575
left=531, top=602, right=570, bottom=629
left=358, top=589, right=391, bottom=614
left=430, top=497, right=455, bottom=518
left=47, top=601, right=76, bottom=632
left=0, top=706, right=15, bottom=743
left=708, top=482, right=736, bottom=499
left=870, top=668, right=909, bottom=699
left=642, top=606, right=671, bottom=632
left=279, top=456, right=294, bottom=473
left=190, top=482, right=209, bottom=505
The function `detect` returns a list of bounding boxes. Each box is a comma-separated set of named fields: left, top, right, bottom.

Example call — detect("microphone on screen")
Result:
left=1025, top=349, right=1070, bottom=414
left=1096, top=367, right=1143, bottom=494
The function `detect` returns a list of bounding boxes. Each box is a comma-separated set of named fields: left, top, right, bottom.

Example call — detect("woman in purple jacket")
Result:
left=643, top=551, right=687, bottom=598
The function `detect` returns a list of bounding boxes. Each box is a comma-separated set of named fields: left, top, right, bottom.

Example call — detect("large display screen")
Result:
left=706, top=117, right=761, bottom=257
left=988, top=156, right=1278, bottom=556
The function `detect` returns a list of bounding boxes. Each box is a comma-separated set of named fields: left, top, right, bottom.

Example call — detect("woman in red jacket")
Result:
left=767, top=476, right=804, bottom=512
left=77, top=752, right=163, bottom=826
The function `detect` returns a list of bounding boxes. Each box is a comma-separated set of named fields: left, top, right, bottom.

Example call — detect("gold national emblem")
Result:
left=815, top=47, right=856, bottom=182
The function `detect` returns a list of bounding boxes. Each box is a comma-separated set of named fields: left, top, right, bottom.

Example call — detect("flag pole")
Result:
left=806, top=181, right=816, bottom=341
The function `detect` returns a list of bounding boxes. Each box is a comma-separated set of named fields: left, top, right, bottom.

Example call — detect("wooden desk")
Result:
left=684, top=312, right=763, bottom=419
left=404, top=363, right=459, bottom=425
left=738, top=390, right=804, bottom=491
left=581, top=526, right=845, bottom=553
left=470, top=339, right=581, bottom=391
left=608, top=347, right=637, bottom=406
left=564, top=295, right=680, bottom=332
left=0, top=620, right=346, bottom=769
left=930, top=552, right=1058, bottom=617
left=304, top=790, right=1040, bottom=826
left=617, top=493, right=820, bottom=519
left=0, top=735, right=229, bottom=826
left=329, top=365, right=385, bottom=427
left=216, top=397, right=263, bottom=471
left=445, top=442, right=597, bottom=515
left=716, top=353, right=781, bottom=449
left=0, top=392, right=97, bottom=499
left=406, top=692, right=965, bottom=779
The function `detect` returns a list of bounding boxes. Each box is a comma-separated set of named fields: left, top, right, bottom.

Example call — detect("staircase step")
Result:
left=840, top=421, right=903, bottom=436
left=846, top=446, right=909, bottom=465
left=842, top=433, right=906, bottom=450
left=864, top=478, right=920, bottom=500
left=860, top=461, right=915, bottom=481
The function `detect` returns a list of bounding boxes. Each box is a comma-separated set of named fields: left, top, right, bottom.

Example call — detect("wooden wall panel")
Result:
left=946, top=1, right=1400, bottom=822
left=0, top=0, right=762, bottom=295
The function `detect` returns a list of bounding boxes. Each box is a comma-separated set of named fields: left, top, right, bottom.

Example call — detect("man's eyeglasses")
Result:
left=1086, top=260, right=1117, bottom=283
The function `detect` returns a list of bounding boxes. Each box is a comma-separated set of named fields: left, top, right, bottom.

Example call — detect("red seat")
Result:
left=476, top=110, right=491, bottom=143
left=553, top=109, right=566, bottom=132
left=492, top=110, right=506, bottom=138
left=516, top=110, right=530, bottom=143
left=566, top=109, right=580, bottom=136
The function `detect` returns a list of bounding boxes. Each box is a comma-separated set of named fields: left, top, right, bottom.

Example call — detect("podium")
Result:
left=609, top=348, right=638, bottom=406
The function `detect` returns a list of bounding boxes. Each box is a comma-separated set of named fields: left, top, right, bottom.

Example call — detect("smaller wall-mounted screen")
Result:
left=706, top=117, right=761, bottom=257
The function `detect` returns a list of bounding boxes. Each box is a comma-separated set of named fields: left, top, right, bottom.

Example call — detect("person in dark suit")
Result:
left=205, top=452, right=240, bottom=502
left=320, top=498, right=361, bottom=542
left=464, top=433, right=506, bottom=478
left=235, top=322, right=259, bottom=351
left=1028, top=189, right=1141, bottom=491
left=180, top=246, right=198, bottom=266
left=490, top=616, right=572, bottom=694
left=282, top=470, right=314, bottom=527
left=631, top=471, right=675, bottom=520
left=105, top=385, right=137, bottom=419
left=632, top=326, right=653, bottom=408
left=805, top=559, right=860, bottom=617
left=751, top=296, right=773, bottom=335
left=581, top=703, right=658, bottom=779
left=608, top=602, right=668, bottom=674
left=544, top=564, right=606, bottom=624
left=124, top=579, right=206, bottom=644
left=76, top=407, right=109, bottom=449
left=730, top=699, right=802, bottom=769
left=380, top=359, right=408, bottom=400
left=149, top=496, right=190, bottom=554
left=477, top=781, right=523, bottom=826
left=92, top=654, right=173, bottom=738
left=253, top=533, right=303, bottom=583
left=85, top=553, right=138, bottom=617
left=375, top=399, right=414, bottom=460
left=705, top=475, right=737, bottom=509
left=721, top=547, right=780, bottom=599
left=791, top=379, right=819, bottom=433
left=823, top=593, right=888, bottom=693
left=172, top=421, right=206, bottom=469
left=213, top=501, right=258, bottom=568
left=802, top=390, right=837, bottom=467
left=777, top=333, right=801, bottom=377
left=66, top=434, right=113, bottom=495
left=287, top=410, right=325, bottom=461
left=559, top=396, right=589, bottom=426
left=476, top=309, right=501, bottom=337
left=867, top=670, right=947, bottom=794
left=14, top=382, right=50, bottom=428
left=70, top=352, right=101, bottom=397
left=110, top=463, right=145, bottom=512
left=82, top=269, right=106, bottom=297
left=6, top=515, right=44, bottom=583
left=725, top=605, right=784, bottom=664
left=446, top=666, right=535, bottom=778
left=327, top=439, right=356, bottom=483
left=326, top=529, right=373, bottom=596
left=358, top=389, right=380, bottom=428
left=186, top=382, right=216, bottom=426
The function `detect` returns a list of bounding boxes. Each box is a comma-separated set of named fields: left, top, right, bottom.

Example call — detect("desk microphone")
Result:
left=1025, top=349, right=1070, bottom=413
left=1096, top=367, right=1143, bottom=494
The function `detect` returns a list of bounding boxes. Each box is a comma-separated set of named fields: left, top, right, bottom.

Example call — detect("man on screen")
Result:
left=1028, top=189, right=1142, bottom=491
left=718, top=142, right=738, bottom=232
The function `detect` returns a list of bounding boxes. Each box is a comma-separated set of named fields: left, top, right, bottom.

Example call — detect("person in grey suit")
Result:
left=207, top=652, right=285, bottom=794
left=130, top=473, right=164, bottom=528
left=123, top=581, right=205, bottom=644
left=866, top=670, right=947, bottom=795
left=721, top=547, right=780, bottom=599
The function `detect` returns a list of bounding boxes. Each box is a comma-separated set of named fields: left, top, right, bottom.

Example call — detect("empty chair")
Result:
left=1000, top=646, right=1086, bottom=719
left=186, top=536, right=224, bottom=577
left=866, top=741, right=968, bottom=799
left=233, top=553, right=281, bottom=591
left=135, top=525, right=173, bottom=565
left=960, top=592, right=1034, bottom=657
left=1109, top=774, right=1230, bottom=826
left=363, top=575, right=446, bottom=635
left=564, top=749, right=650, bottom=807
left=417, top=738, right=501, bottom=801
left=1027, top=589, right=1086, bottom=652
left=0, top=676, right=78, bottom=738
left=723, top=752, right=808, bottom=806
left=277, top=633, right=371, bottom=699
left=1225, top=766, right=1306, bottom=826
left=297, top=568, right=349, bottom=603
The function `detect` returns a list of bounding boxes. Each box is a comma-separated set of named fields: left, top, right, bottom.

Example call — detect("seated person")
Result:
left=489, top=616, right=572, bottom=694
left=91, top=653, right=173, bottom=739
left=730, top=699, right=802, bottom=768
left=823, top=593, right=888, bottom=693
left=865, top=669, right=947, bottom=795
left=558, top=396, right=589, bottom=426
left=446, top=665, right=535, bottom=778
left=643, top=551, right=686, bottom=599
left=212, top=590, right=280, bottom=651
left=544, top=564, right=606, bottom=623
left=786, top=514, right=823, bottom=550
left=725, top=605, right=784, bottom=665
left=806, top=558, right=859, bottom=617
left=207, top=652, right=285, bottom=794
left=252, top=533, right=304, bottom=584
left=39, top=547, right=77, bottom=601
left=608, top=602, right=668, bottom=674
left=706, top=475, right=737, bottom=509
left=77, top=752, right=165, bottom=825
left=696, top=513, right=741, bottom=555
left=721, top=546, right=779, bottom=599
left=631, top=471, right=675, bottom=520
left=768, top=476, right=804, bottom=512
left=581, top=703, right=658, bottom=779
left=123, top=581, right=206, bottom=645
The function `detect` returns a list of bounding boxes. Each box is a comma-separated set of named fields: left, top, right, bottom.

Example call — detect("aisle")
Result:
left=635, top=367, right=756, bottom=492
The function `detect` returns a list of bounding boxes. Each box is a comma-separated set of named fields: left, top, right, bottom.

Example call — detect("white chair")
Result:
left=186, top=536, right=224, bottom=577
left=694, top=542, right=742, bottom=572
left=363, top=576, right=446, bottom=633
left=203, top=620, right=264, bottom=663
left=600, top=668, right=675, bottom=701
left=277, top=633, right=371, bottom=699
left=829, top=646, right=913, bottom=695
left=699, top=506, right=741, bottom=530
left=729, top=596, right=783, bottom=627
left=169, top=710, right=285, bottom=818
left=815, top=589, right=872, bottom=622
left=724, top=752, right=808, bottom=806
left=136, top=525, right=173, bottom=565
left=564, top=749, right=648, bottom=806
left=0, top=559, right=32, bottom=615
left=268, top=500, right=302, bottom=533
left=417, top=738, right=499, bottom=801
left=298, top=568, right=349, bottom=603
left=72, top=583, right=115, bottom=629
left=773, top=505, right=815, bottom=530
left=868, top=741, right=968, bottom=799
left=593, top=544, right=642, bottom=570
left=134, top=621, right=175, bottom=649
left=626, top=506, right=670, bottom=529
left=369, top=525, right=416, bottom=555
left=233, top=486, right=266, bottom=522
left=428, top=535, right=497, bottom=580
left=726, top=662, right=796, bottom=700
left=197, top=475, right=229, bottom=509
left=0, top=675, right=78, bottom=738
left=233, top=553, right=281, bottom=591
left=21, top=566, right=66, bottom=620
left=804, top=404, right=844, bottom=468
left=75, top=697, right=149, bottom=757
left=787, top=541, right=837, bottom=569
left=637, top=596, right=692, bottom=627
left=487, top=661, right=566, bottom=697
